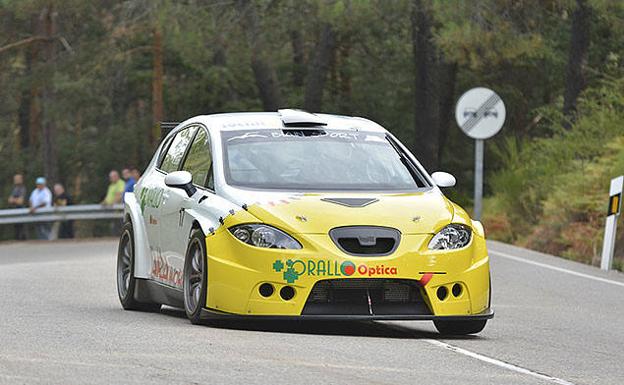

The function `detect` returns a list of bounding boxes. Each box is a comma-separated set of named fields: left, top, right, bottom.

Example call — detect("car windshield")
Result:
left=222, top=129, right=426, bottom=191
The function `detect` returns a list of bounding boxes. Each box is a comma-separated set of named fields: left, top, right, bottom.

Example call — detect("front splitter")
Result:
left=200, top=308, right=494, bottom=321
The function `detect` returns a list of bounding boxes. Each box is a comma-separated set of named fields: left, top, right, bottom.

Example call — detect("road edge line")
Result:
left=424, top=339, right=576, bottom=385
left=491, top=250, right=624, bottom=288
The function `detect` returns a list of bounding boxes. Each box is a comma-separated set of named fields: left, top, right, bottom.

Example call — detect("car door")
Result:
left=159, top=125, right=215, bottom=283
left=150, top=125, right=197, bottom=288
left=137, top=135, right=174, bottom=266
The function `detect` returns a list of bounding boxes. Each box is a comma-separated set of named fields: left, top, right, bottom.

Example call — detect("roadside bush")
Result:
left=485, top=80, right=624, bottom=270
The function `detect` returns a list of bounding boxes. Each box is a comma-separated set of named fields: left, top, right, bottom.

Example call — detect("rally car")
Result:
left=116, top=109, right=493, bottom=335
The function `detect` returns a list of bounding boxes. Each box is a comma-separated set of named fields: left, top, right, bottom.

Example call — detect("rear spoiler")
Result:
left=159, top=122, right=180, bottom=140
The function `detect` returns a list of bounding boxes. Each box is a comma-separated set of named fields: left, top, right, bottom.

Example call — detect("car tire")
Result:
left=433, top=319, right=487, bottom=335
left=117, top=221, right=161, bottom=312
left=183, top=228, right=208, bottom=325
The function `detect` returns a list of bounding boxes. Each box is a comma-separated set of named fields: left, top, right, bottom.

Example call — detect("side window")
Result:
left=157, top=136, right=173, bottom=167
left=181, top=128, right=213, bottom=188
left=159, top=127, right=197, bottom=173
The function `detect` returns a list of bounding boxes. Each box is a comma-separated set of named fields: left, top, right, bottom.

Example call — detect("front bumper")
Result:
left=204, top=227, right=491, bottom=318
left=200, top=307, right=494, bottom=321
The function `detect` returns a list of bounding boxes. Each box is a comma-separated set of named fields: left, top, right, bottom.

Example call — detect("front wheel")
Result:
left=434, top=319, right=487, bottom=335
left=117, top=221, right=161, bottom=312
left=183, top=228, right=208, bottom=324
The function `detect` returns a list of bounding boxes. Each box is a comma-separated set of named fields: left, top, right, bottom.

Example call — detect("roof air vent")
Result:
left=278, top=109, right=327, bottom=127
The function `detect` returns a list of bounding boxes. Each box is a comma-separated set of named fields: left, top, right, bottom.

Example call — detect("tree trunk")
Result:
left=238, top=0, right=281, bottom=111
left=337, top=36, right=352, bottom=114
left=562, top=0, right=591, bottom=124
left=41, top=4, right=59, bottom=183
left=152, top=26, right=164, bottom=145
left=28, top=14, right=42, bottom=149
left=411, top=0, right=439, bottom=170
left=18, top=89, right=30, bottom=150
left=437, top=61, right=457, bottom=163
left=290, top=30, right=305, bottom=88
left=304, top=23, right=335, bottom=112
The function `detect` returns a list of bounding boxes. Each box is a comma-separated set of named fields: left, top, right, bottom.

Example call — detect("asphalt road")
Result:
left=1, top=239, right=623, bottom=385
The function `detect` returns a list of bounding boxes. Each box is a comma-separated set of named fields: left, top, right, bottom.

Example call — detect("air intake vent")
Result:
left=321, top=197, right=379, bottom=208
left=278, top=109, right=327, bottom=127
left=329, top=226, right=400, bottom=256
left=302, top=279, right=432, bottom=316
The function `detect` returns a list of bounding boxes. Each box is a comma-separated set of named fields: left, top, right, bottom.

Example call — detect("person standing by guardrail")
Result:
left=131, top=167, right=141, bottom=184
left=7, top=173, right=28, bottom=240
left=29, top=177, right=52, bottom=240
left=53, top=183, right=74, bottom=239
left=101, top=170, right=125, bottom=234
left=122, top=167, right=136, bottom=200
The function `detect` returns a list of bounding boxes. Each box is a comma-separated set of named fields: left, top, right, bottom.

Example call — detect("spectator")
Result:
left=102, top=170, right=125, bottom=235
left=131, top=167, right=141, bottom=183
left=101, top=170, right=125, bottom=206
left=122, top=167, right=136, bottom=199
left=29, top=177, right=53, bottom=240
left=7, top=173, right=28, bottom=240
left=53, top=183, right=74, bottom=239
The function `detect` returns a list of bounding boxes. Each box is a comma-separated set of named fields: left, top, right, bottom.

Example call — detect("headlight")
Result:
left=229, top=224, right=302, bottom=249
left=428, top=224, right=472, bottom=250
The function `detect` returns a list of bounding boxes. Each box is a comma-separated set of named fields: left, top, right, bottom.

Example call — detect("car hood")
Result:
left=232, top=190, right=454, bottom=235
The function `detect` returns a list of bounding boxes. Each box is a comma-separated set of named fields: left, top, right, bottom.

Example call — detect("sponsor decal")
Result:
left=270, top=131, right=359, bottom=140
left=272, top=258, right=398, bottom=284
left=138, top=187, right=164, bottom=212
left=151, top=255, right=183, bottom=287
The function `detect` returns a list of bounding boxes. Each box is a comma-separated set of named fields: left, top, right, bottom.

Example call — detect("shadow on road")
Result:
left=159, top=307, right=480, bottom=340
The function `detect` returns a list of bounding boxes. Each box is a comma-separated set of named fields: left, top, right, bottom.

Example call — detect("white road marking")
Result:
left=424, top=339, right=576, bottom=385
left=491, top=250, right=624, bottom=288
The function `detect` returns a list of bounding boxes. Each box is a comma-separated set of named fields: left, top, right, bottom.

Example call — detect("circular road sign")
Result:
left=455, top=87, right=506, bottom=140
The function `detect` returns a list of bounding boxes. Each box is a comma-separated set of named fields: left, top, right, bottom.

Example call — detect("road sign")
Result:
left=455, top=87, right=506, bottom=221
left=601, top=176, right=624, bottom=271
left=455, top=87, right=506, bottom=140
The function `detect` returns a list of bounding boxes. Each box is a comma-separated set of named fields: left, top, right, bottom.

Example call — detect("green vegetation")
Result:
left=484, top=78, right=624, bottom=270
left=1, top=0, right=623, bottom=267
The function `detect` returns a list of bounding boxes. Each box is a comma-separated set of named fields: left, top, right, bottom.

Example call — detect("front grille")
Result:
left=329, top=226, right=400, bottom=256
left=302, top=279, right=432, bottom=316
left=336, top=237, right=395, bottom=255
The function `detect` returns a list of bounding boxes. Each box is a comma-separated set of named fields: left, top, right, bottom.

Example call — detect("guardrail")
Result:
left=0, top=204, right=124, bottom=225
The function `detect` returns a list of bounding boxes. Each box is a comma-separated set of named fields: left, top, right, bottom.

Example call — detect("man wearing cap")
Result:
left=29, top=177, right=53, bottom=240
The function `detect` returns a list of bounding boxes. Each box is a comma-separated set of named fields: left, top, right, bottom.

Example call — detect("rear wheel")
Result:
left=434, top=319, right=487, bottom=335
left=183, top=228, right=208, bottom=324
left=117, top=221, right=161, bottom=312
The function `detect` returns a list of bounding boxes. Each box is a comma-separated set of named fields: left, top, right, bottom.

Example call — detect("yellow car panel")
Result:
left=204, top=194, right=490, bottom=318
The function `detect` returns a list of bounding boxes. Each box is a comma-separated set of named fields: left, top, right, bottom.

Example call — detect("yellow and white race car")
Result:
left=117, top=109, right=493, bottom=335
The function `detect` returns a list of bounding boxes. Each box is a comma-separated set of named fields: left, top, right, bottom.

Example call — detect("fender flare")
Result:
left=184, top=209, right=215, bottom=236
left=124, top=193, right=151, bottom=279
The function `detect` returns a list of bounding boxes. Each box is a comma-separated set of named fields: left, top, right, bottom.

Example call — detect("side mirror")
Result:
left=164, top=171, right=197, bottom=197
left=431, top=171, right=456, bottom=188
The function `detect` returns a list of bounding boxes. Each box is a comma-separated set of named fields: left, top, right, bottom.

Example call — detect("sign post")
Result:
left=601, top=176, right=624, bottom=271
left=455, top=87, right=506, bottom=221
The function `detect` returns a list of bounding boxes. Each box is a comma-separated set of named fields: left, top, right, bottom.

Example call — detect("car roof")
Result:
left=175, top=110, right=388, bottom=134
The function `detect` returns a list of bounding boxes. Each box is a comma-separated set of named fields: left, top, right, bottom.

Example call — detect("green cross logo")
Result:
left=272, top=260, right=284, bottom=272
left=272, top=259, right=300, bottom=283
left=283, top=267, right=299, bottom=284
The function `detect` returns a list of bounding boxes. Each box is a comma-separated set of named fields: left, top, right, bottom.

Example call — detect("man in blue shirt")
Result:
left=29, top=177, right=53, bottom=240
left=122, top=167, right=136, bottom=199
